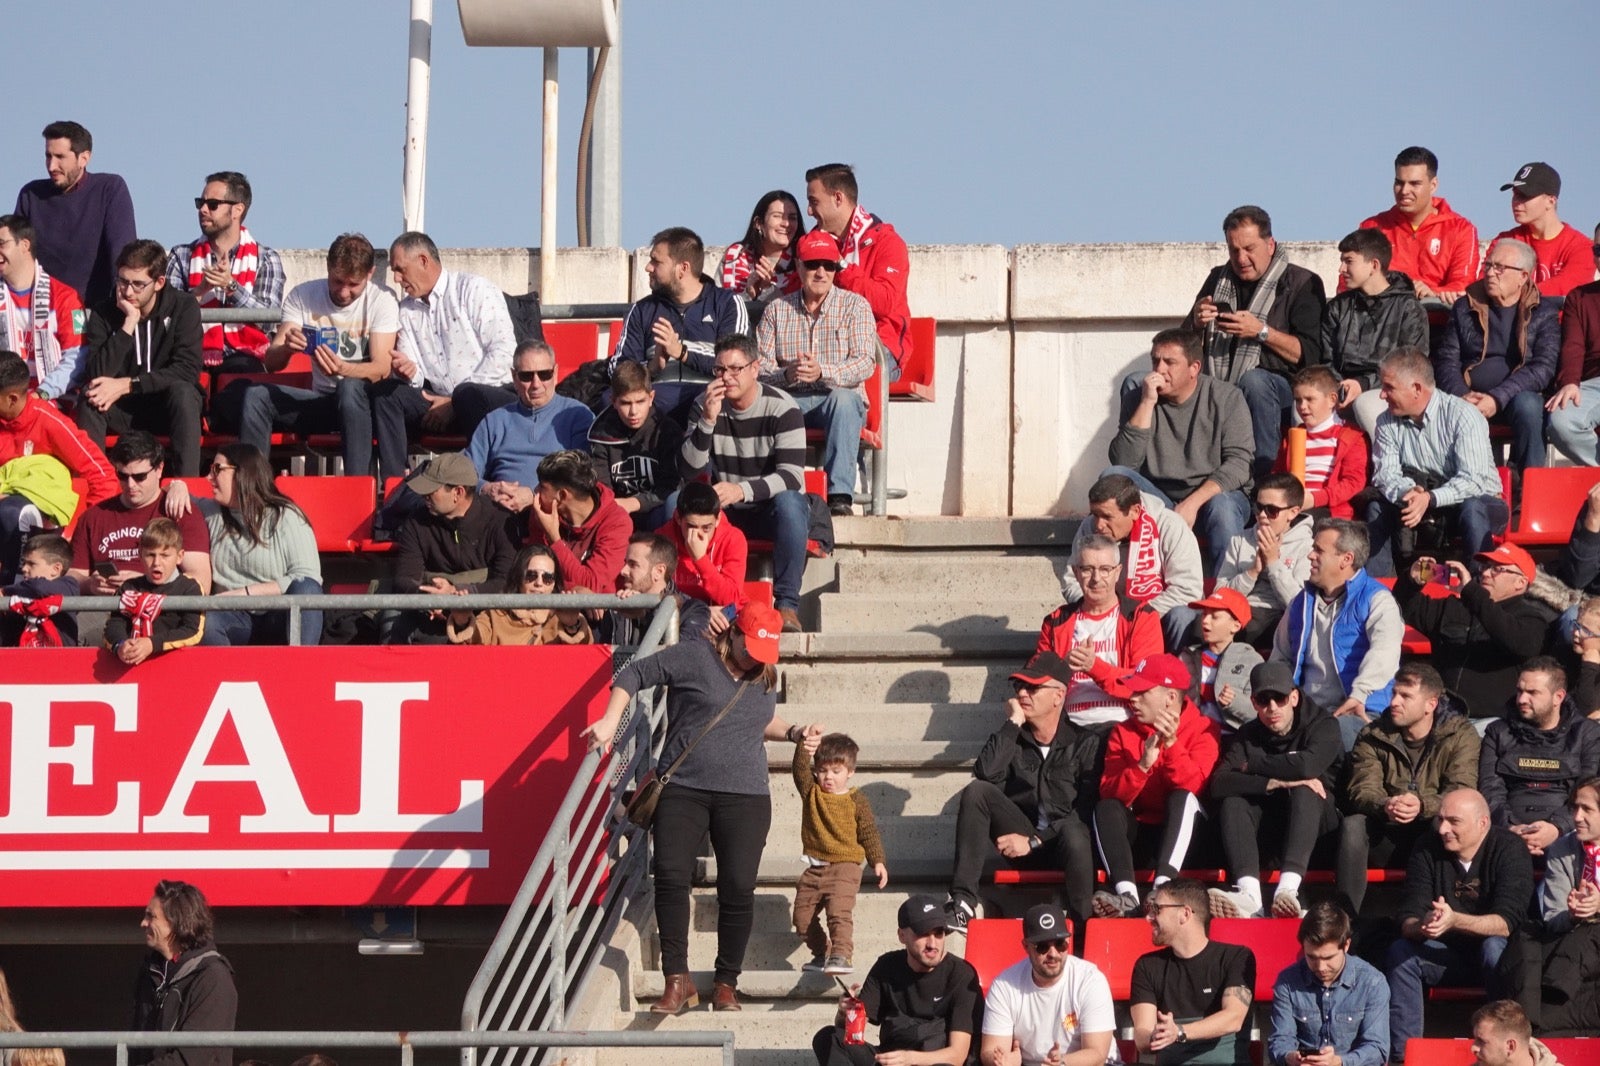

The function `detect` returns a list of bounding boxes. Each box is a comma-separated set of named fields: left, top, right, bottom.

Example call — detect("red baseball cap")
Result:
left=1122, top=653, right=1192, bottom=693
left=797, top=230, right=842, bottom=264
left=1187, top=587, right=1252, bottom=626
left=1474, top=542, right=1536, bottom=581
left=735, top=603, right=783, bottom=664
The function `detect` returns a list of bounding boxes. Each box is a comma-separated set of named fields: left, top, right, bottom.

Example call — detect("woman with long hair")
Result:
left=718, top=190, right=804, bottom=306
left=446, top=544, right=592, bottom=646
left=581, top=603, right=817, bottom=1015
left=197, top=443, right=324, bottom=645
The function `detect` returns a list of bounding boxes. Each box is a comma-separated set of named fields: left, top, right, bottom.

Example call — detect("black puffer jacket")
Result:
left=1321, top=271, right=1430, bottom=390
left=1479, top=701, right=1600, bottom=832
left=971, top=711, right=1102, bottom=846
left=132, top=943, right=238, bottom=1066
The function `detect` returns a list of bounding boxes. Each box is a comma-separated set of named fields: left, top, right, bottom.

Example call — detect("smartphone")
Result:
left=1212, top=300, right=1234, bottom=315
left=1336, top=383, right=1350, bottom=405
left=94, top=561, right=119, bottom=579
left=835, top=976, right=854, bottom=996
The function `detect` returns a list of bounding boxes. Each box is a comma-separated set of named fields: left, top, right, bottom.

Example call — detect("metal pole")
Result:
left=287, top=601, right=302, bottom=647
left=585, top=11, right=621, bottom=248
left=540, top=47, right=559, bottom=300
left=403, top=0, right=434, bottom=232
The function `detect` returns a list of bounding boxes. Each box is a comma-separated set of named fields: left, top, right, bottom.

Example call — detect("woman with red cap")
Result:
left=582, top=601, right=819, bottom=1014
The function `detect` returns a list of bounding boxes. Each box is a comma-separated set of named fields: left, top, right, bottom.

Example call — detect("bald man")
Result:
left=1383, top=789, right=1534, bottom=1065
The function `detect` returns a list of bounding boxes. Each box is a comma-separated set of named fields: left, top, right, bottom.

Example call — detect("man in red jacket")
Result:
left=1485, top=162, right=1595, bottom=298
left=805, top=163, right=911, bottom=380
left=1355, top=146, right=1480, bottom=305
left=526, top=449, right=631, bottom=594
left=656, top=480, right=747, bottom=608
left=1091, top=654, right=1221, bottom=918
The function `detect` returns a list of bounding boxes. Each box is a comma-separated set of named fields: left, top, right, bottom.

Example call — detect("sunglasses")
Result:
left=515, top=368, right=556, bottom=383
left=802, top=259, right=840, bottom=272
left=1030, top=937, right=1070, bottom=954
left=523, top=569, right=557, bottom=585
left=194, top=198, right=241, bottom=211
left=116, top=468, right=157, bottom=484
left=1255, top=502, right=1289, bottom=518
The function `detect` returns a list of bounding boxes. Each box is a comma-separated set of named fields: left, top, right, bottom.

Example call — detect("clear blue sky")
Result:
left=5, top=1, right=1599, bottom=253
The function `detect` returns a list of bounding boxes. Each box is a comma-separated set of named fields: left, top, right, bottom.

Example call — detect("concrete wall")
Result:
left=280, top=241, right=1344, bottom=517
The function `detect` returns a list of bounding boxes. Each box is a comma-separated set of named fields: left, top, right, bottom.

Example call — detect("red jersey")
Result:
left=1487, top=223, right=1596, bottom=298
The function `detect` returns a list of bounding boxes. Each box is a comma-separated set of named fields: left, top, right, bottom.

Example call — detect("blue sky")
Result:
left=5, top=2, right=1599, bottom=253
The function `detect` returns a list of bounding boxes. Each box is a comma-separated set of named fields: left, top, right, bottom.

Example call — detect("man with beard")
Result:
left=980, top=903, right=1117, bottom=1066
left=1130, top=878, right=1254, bottom=1066
left=13, top=120, right=136, bottom=306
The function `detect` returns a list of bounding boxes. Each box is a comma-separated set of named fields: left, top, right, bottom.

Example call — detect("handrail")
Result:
left=460, top=594, right=681, bottom=1066
left=199, top=303, right=634, bottom=325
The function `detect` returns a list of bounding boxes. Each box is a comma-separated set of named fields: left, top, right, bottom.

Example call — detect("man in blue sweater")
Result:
left=13, top=121, right=136, bottom=307
left=475, top=340, right=595, bottom=509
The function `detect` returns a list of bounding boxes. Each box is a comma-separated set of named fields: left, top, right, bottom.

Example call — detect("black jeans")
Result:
left=1217, top=787, right=1338, bottom=886
left=651, top=782, right=771, bottom=985
left=811, top=1026, right=961, bottom=1066
left=1337, top=814, right=1427, bottom=912
left=76, top=383, right=205, bottom=476
left=369, top=378, right=517, bottom=483
left=1094, top=790, right=1205, bottom=886
left=950, top=780, right=1094, bottom=924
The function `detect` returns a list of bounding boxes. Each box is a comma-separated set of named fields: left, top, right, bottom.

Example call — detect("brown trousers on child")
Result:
left=792, top=861, right=862, bottom=960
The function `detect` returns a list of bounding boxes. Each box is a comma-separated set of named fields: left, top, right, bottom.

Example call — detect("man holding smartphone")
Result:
left=1268, top=902, right=1389, bottom=1066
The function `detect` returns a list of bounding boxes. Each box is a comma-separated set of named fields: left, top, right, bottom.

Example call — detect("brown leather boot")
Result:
left=650, top=973, right=699, bottom=1014
left=711, top=981, right=741, bottom=1012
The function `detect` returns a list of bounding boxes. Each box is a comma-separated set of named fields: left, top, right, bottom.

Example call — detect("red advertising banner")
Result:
left=0, top=645, right=612, bottom=907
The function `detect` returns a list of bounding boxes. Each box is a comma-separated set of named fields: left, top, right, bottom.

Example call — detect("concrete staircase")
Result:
left=575, top=516, right=1079, bottom=1065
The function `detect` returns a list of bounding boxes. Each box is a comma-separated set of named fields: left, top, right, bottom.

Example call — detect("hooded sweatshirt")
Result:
left=655, top=511, right=747, bottom=607
left=131, top=942, right=238, bottom=1066
left=527, top=481, right=631, bottom=593
left=1479, top=702, right=1600, bottom=833
left=1209, top=699, right=1343, bottom=797
left=1215, top=514, right=1315, bottom=614
left=1101, top=699, right=1221, bottom=824
left=1357, top=198, right=1481, bottom=296
left=589, top=405, right=683, bottom=516
left=82, top=285, right=204, bottom=396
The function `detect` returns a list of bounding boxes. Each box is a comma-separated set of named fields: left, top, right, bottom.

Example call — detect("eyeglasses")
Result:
left=1484, top=262, right=1526, bottom=275
left=114, top=275, right=157, bottom=293
left=712, top=362, right=752, bottom=377
left=1482, top=564, right=1525, bottom=579
left=209, top=462, right=236, bottom=476
left=1030, top=938, right=1070, bottom=954
left=1255, top=502, right=1289, bottom=518
left=523, top=569, right=557, bottom=585
left=1012, top=680, right=1067, bottom=695
left=194, top=197, right=241, bottom=211
left=515, top=368, right=556, bottom=383
left=116, top=467, right=157, bottom=484
left=1576, top=623, right=1599, bottom=640
left=1073, top=564, right=1121, bottom=579
left=802, top=259, right=840, bottom=272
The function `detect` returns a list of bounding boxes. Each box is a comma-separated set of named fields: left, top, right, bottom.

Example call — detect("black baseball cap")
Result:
left=898, top=894, right=950, bottom=935
left=1010, top=651, right=1073, bottom=688
left=1249, top=660, right=1297, bottom=700
left=1501, top=162, right=1560, bottom=198
left=1022, top=903, right=1071, bottom=944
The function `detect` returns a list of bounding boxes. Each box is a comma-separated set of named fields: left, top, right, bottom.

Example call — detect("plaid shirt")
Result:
left=164, top=239, right=285, bottom=311
left=755, top=284, right=877, bottom=400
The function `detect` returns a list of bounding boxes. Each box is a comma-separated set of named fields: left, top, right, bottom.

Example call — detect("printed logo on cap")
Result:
left=1037, top=911, right=1057, bottom=930
left=1518, top=165, right=1532, bottom=181
left=922, top=903, right=937, bottom=913
left=757, top=628, right=774, bottom=640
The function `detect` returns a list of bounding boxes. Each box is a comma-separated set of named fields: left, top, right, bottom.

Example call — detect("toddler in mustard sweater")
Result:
left=793, top=732, right=888, bottom=975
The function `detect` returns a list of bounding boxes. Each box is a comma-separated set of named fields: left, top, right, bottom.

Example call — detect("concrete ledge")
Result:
left=832, top=515, right=1082, bottom=548
left=763, top=740, right=978, bottom=769
left=778, top=630, right=1037, bottom=660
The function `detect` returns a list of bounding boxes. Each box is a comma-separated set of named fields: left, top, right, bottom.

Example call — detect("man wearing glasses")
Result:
left=980, top=903, right=1116, bottom=1066
left=683, top=334, right=808, bottom=632
left=472, top=341, right=594, bottom=499
left=1435, top=237, right=1560, bottom=473
left=1546, top=223, right=1600, bottom=466
left=78, top=238, right=206, bottom=475
left=1130, top=878, right=1254, bottom=1066
left=164, top=171, right=284, bottom=372
left=755, top=229, right=877, bottom=517
left=67, top=430, right=211, bottom=595
left=1384, top=789, right=1532, bottom=1064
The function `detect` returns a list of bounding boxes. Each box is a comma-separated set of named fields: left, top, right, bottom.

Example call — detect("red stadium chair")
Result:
left=1210, top=917, right=1301, bottom=1002
left=890, top=317, right=936, bottom=401
left=1510, top=466, right=1600, bottom=546
left=274, top=475, right=378, bottom=554
left=1082, top=917, right=1152, bottom=1000
left=542, top=321, right=601, bottom=380
left=1543, top=1039, right=1600, bottom=1066
left=1403, top=1039, right=1472, bottom=1066
left=961, top=918, right=1023, bottom=996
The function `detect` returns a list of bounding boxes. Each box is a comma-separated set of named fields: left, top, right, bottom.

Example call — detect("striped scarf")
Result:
left=187, top=228, right=268, bottom=364
left=120, top=588, right=166, bottom=639
left=1124, top=509, right=1166, bottom=603
left=1204, top=247, right=1290, bottom=383
left=720, top=243, right=799, bottom=299
left=836, top=205, right=877, bottom=268
left=0, top=266, right=63, bottom=384
left=8, top=595, right=64, bottom=648
left=1584, top=839, right=1600, bottom=889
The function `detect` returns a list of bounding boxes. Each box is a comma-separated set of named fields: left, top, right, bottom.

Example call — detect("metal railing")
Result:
left=460, top=595, right=687, bottom=1066
left=0, top=1028, right=733, bottom=1066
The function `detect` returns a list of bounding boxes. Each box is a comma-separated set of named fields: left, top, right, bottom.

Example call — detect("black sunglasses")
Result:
left=523, top=569, right=557, bottom=585
left=1255, top=502, right=1289, bottom=518
left=116, top=468, right=157, bottom=484
left=1030, top=937, right=1070, bottom=954
left=194, top=198, right=240, bottom=211
left=802, top=259, right=840, bottom=272
left=515, top=368, right=556, bottom=383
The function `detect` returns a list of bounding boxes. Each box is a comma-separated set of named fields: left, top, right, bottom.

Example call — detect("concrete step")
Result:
left=763, top=739, right=978, bottom=770
left=818, top=594, right=1059, bottom=636
left=778, top=629, right=1036, bottom=661
left=698, top=852, right=953, bottom=885
left=833, top=515, right=1083, bottom=549
left=679, top=888, right=910, bottom=970
left=766, top=703, right=1004, bottom=744
left=611, top=996, right=839, bottom=1066
left=834, top=554, right=1066, bottom=597
left=782, top=659, right=1022, bottom=705
left=770, top=767, right=965, bottom=824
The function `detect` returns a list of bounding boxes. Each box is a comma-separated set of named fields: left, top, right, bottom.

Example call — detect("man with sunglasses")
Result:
left=755, top=229, right=878, bottom=517
left=1131, top=878, right=1254, bottom=1066
left=1385, top=789, right=1532, bottom=1065
left=68, top=430, right=211, bottom=595
left=472, top=340, right=594, bottom=499
left=164, top=171, right=284, bottom=372
left=980, top=903, right=1116, bottom=1066
left=79, top=238, right=206, bottom=475
left=1546, top=224, right=1600, bottom=466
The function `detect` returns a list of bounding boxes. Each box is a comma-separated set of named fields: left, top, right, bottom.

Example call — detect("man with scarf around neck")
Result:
left=163, top=171, right=283, bottom=373
left=0, top=214, right=86, bottom=403
left=79, top=240, right=206, bottom=475
left=1186, top=205, right=1327, bottom=477
left=1271, top=519, right=1403, bottom=752
left=132, top=879, right=237, bottom=1066
left=805, top=163, right=911, bottom=382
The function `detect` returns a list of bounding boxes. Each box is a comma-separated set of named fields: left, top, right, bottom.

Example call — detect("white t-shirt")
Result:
left=282, top=279, right=400, bottom=394
left=1063, top=606, right=1125, bottom=726
left=982, top=956, right=1120, bottom=1066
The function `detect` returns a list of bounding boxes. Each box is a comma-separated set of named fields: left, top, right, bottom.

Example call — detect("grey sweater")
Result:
left=1110, top=374, right=1254, bottom=498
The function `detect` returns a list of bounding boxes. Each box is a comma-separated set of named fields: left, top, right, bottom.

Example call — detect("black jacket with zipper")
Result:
left=971, top=710, right=1102, bottom=846
left=84, top=286, right=204, bottom=395
left=131, top=943, right=238, bottom=1066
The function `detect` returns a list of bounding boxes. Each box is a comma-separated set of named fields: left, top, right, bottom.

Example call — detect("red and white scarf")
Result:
left=1583, top=839, right=1600, bottom=889
left=0, top=265, right=63, bottom=385
left=8, top=594, right=64, bottom=648
left=187, top=228, right=268, bottom=364
left=1124, top=509, right=1167, bottom=603
left=119, top=588, right=166, bottom=639
left=835, top=205, right=878, bottom=269
left=720, top=243, right=800, bottom=298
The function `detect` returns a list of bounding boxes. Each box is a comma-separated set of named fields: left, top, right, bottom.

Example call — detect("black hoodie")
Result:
left=1209, top=696, right=1344, bottom=797
left=84, top=286, right=204, bottom=396
left=131, top=942, right=238, bottom=1066
left=1479, top=700, right=1600, bottom=832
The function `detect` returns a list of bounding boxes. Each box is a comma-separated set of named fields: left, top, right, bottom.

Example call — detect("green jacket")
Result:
left=1343, top=703, right=1480, bottom=820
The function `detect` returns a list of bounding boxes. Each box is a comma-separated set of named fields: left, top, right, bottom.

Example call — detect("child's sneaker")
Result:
left=801, top=955, right=828, bottom=972
left=823, top=955, right=853, bottom=975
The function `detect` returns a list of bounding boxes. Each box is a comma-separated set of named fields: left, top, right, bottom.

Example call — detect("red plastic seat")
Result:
left=962, top=918, right=1024, bottom=997
left=274, top=475, right=377, bottom=553
left=1510, top=466, right=1600, bottom=546
left=1210, top=917, right=1302, bottom=1002
left=1542, top=1039, right=1600, bottom=1066
left=543, top=321, right=601, bottom=380
left=1082, top=918, right=1152, bottom=1000
left=889, top=317, right=936, bottom=401
left=1403, top=1039, right=1472, bottom=1066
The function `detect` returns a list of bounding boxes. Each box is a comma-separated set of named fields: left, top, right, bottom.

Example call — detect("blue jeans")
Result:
left=1337, top=709, right=1378, bottom=752
left=791, top=389, right=867, bottom=498
left=1102, top=465, right=1250, bottom=572
left=1363, top=493, right=1509, bottom=578
left=1237, top=367, right=1294, bottom=472
left=724, top=491, right=809, bottom=611
left=1495, top=389, right=1548, bottom=471
left=1385, top=935, right=1507, bottom=1063
left=200, top=576, right=324, bottom=646
left=239, top=377, right=376, bottom=475
left=1548, top=379, right=1600, bottom=466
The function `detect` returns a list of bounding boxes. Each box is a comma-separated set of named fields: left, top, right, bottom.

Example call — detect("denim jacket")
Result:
left=1267, top=955, right=1389, bottom=1066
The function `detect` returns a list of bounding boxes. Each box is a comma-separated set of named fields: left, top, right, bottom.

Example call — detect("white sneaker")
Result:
left=1207, top=886, right=1263, bottom=918
left=1271, top=890, right=1305, bottom=918
left=1091, top=889, right=1140, bottom=918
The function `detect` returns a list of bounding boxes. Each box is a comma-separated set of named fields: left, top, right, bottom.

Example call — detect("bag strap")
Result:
left=658, top=678, right=752, bottom=784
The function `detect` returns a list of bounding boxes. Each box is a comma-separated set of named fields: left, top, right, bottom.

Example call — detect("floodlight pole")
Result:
left=403, top=0, right=434, bottom=232
left=541, top=47, right=559, bottom=299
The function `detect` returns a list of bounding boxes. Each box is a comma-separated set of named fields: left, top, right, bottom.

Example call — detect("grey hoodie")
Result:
left=1061, top=492, right=1203, bottom=620
left=1215, top=513, right=1316, bottom=614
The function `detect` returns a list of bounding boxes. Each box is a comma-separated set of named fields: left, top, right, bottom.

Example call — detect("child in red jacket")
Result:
left=1091, top=654, right=1221, bottom=918
left=1273, top=367, right=1369, bottom=519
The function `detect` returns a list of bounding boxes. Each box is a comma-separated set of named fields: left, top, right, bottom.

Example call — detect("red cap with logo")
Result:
left=1122, top=653, right=1192, bottom=693
left=735, top=603, right=783, bottom=664
left=796, top=230, right=842, bottom=264
left=1187, top=586, right=1253, bottom=625
left=1474, top=542, right=1536, bottom=581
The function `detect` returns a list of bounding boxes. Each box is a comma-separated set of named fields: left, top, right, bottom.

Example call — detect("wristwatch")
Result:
left=1256, top=325, right=1270, bottom=342
left=1176, top=1025, right=1189, bottom=1044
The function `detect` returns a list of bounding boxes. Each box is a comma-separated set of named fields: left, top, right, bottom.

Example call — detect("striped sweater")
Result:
left=681, top=383, right=805, bottom=503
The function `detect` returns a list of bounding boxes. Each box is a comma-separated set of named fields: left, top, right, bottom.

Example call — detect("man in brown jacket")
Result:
left=1337, top=662, right=1480, bottom=910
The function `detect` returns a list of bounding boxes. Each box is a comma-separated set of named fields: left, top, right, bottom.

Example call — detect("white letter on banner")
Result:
left=143, top=682, right=328, bottom=833
left=0, top=685, right=139, bottom=833
left=332, top=682, right=483, bottom=832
